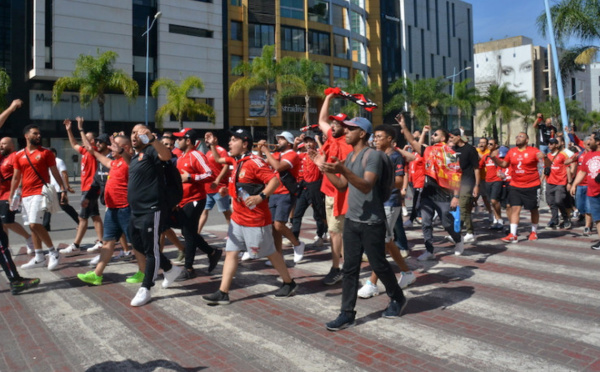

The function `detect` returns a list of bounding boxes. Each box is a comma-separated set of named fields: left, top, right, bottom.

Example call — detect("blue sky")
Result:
left=472, top=1, right=550, bottom=46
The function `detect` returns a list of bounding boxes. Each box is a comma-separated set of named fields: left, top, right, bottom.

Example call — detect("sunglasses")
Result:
left=432, top=133, right=440, bottom=137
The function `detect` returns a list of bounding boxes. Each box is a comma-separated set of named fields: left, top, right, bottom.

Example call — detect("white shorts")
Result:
left=225, top=220, right=276, bottom=258
left=384, top=206, right=402, bottom=243
left=22, top=194, right=46, bottom=226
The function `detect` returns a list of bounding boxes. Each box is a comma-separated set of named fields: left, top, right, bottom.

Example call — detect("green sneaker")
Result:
left=126, top=271, right=145, bottom=284
left=175, top=250, right=185, bottom=264
left=77, top=271, right=103, bottom=286
left=11, top=277, right=41, bottom=295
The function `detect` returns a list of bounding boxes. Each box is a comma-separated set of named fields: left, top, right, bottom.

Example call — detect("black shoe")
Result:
left=546, top=223, right=558, bottom=230
left=591, top=241, right=600, bottom=250
left=274, top=280, right=298, bottom=298
left=322, top=267, right=343, bottom=286
left=175, top=269, right=197, bottom=282
left=202, top=290, right=230, bottom=305
left=382, top=297, right=408, bottom=318
left=561, top=220, right=572, bottom=230
left=326, top=311, right=356, bottom=331
left=208, top=249, right=222, bottom=273
left=10, top=278, right=41, bottom=295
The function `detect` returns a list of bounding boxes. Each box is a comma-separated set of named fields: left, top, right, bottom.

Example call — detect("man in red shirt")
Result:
left=172, top=128, right=221, bottom=281
left=202, top=129, right=297, bottom=305
left=545, top=137, right=576, bottom=230
left=198, top=131, right=231, bottom=235
left=480, top=138, right=504, bottom=229
left=258, top=131, right=306, bottom=263
left=0, top=137, right=34, bottom=252
left=574, top=137, right=593, bottom=236
left=10, top=125, right=66, bottom=271
left=313, top=93, right=353, bottom=285
left=60, top=117, right=106, bottom=256
left=491, top=132, right=549, bottom=243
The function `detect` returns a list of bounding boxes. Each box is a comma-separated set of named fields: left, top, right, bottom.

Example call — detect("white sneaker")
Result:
left=47, top=253, right=60, bottom=271
left=357, top=280, right=379, bottom=298
left=87, top=241, right=103, bottom=253
left=265, top=259, right=273, bottom=267
left=398, top=271, right=416, bottom=289
left=313, top=238, right=324, bottom=247
left=400, top=249, right=409, bottom=258
left=89, top=254, right=101, bottom=266
left=26, top=237, right=34, bottom=255
left=21, top=256, right=46, bottom=269
left=162, top=265, right=183, bottom=289
left=444, top=235, right=456, bottom=244
left=402, top=206, right=409, bottom=217
left=59, top=243, right=80, bottom=257
left=293, top=241, right=305, bottom=263
left=454, top=240, right=465, bottom=256
left=130, top=287, right=151, bottom=306
left=417, top=250, right=435, bottom=261
left=241, top=251, right=251, bottom=261
left=463, top=233, right=475, bottom=243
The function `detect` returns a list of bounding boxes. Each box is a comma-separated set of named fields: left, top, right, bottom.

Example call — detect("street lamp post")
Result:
left=446, top=65, right=472, bottom=130
left=143, top=11, right=162, bottom=127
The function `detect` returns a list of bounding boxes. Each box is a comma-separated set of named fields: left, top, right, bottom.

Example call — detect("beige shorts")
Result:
left=325, top=195, right=345, bottom=234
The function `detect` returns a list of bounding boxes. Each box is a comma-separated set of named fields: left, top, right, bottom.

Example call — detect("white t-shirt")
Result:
left=51, top=157, right=67, bottom=191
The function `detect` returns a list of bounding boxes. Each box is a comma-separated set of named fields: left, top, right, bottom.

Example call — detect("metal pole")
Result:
left=449, top=66, right=456, bottom=130
left=145, top=15, right=150, bottom=127
left=544, top=0, right=570, bottom=146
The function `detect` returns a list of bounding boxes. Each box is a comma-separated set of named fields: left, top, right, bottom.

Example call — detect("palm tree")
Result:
left=151, top=76, right=215, bottom=130
left=229, top=45, right=297, bottom=142
left=277, top=58, right=327, bottom=126
left=537, top=0, right=600, bottom=64
left=385, top=77, right=419, bottom=131
left=536, top=95, right=587, bottom=132
left=337, top=73, right=377, bottom=118
left=480, top=84, right=526, bottom=146
left=0, top=68, right=10, bottom=111
left=582, top=111, right=600, bottom=131
left=52, top=50, right=138, bottom=134
left=447, top=78, right=480, bottom=130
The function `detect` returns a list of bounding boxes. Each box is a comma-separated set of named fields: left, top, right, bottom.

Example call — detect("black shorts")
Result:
left=80, top=191, right=100, bottom=219
left=0, top=200, right=15, bottom=224
left=508, top=185, right=540, bottom=210
left=486, top=181, right=503, bottom=201
left=128, top=209, right=167, bottom=255
left=500, top=182, right=510, bottom=208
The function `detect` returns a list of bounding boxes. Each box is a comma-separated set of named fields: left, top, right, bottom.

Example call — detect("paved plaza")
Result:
left=1, top=188, right=599, bottom=371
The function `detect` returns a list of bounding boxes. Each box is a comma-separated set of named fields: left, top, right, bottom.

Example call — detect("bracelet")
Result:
left=148, top=136, right=156, bottom=144
left=453, top=195, right=459, bottom=199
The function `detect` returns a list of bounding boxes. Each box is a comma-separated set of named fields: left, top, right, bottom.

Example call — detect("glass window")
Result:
left=169, top=24, right=213, bottom=38
left=308, top=30, right=330, bottom=56
left=333, top=35, right=349, bottom=59
left=231, top=55, right=242, bottom=75
left=332, top=5, right=348, bottom=29
left=281, top=27, right=306, bottom=52
left=231, top=0, right=241, bottom=5
left=281, top=0, right=304, bottom=20
left=249, top=23, right=275, bottom=48
left=308, top=0, right=329, bottom=24
left=231, top=21, right=243, bottom=41
left=351, top=39, right=365, bottom=64
left=350, top=11, right=365, bottom=36
left=351, top=0, right=364, bottom=8
left=333, top=65, right=350, bottom=86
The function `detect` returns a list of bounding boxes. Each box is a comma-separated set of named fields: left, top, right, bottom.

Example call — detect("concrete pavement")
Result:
left=1, top=191, right=600, bottom=371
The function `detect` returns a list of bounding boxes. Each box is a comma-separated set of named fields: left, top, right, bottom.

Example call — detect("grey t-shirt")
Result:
left=345, top=147, right=386, bottom=224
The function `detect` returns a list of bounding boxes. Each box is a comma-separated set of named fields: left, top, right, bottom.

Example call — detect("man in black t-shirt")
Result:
left=128, top=124, right=183, bottom=307
left=533, top=113, right=557, bottom=154
left=449, top=128, right=480, bottom=243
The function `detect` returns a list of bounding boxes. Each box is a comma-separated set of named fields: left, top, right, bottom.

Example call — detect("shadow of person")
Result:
left=86, top=359, right=206, bottom=372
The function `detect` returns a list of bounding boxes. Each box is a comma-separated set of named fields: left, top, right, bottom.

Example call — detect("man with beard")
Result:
left=10, top=125, right=67, bottom=270
left=545, top=137, right=577, bottom=230
left=480, top=138, right=504, bottom=228
left=60, top=117, right=106, bottom=256
left=491, top=132, right=550, bottom=243
left=534, top=114, right=557, bottom=154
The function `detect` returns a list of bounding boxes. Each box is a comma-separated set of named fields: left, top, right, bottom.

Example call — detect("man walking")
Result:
left=545, top=137, right=576, bottom=229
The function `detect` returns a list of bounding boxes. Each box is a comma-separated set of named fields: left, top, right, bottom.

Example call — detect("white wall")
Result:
left=591, top=63, right=600, bottom=113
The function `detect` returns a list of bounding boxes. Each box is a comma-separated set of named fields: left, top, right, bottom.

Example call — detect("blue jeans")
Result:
left=103, top=206, right=131, bottom=242
left=575, top=186, right=590, bottom=215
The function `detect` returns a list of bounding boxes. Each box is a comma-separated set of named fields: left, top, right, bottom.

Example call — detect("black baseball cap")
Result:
left=229, top=128, right=253, bottom=143
left=548, top=138, right=559, bottom=145
left=95, top=133, right=110, bottom=145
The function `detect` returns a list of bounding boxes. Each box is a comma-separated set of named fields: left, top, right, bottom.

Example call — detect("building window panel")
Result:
left=332, top=5, right=348, bottom=29
left=169, top=24, right=213, bottom=38
left=351, top=39, right=365, bottom=64
left=282, top=26, right=305, bottom=52
left=333, top=34, right=350, bottom=59
left=231, top=55, right=242, bottom=75
left=249, top=23, right=275, bottom=48
left=351, top=0, right=365, bottom=8
left=231, top=21, right=243, bottom=41
left=231, top=0, right=241, bottom=5
left=350, top=11, right=365, bottom=37
left=333, top=65, right=350, bottom=86
left=281, top=0, right=304, bottom=20
left=308, top=30, right=330, bottom=56
left=308, top=0, right=330, bottom=24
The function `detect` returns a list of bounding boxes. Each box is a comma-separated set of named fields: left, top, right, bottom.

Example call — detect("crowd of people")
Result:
left=0, top=95, right=598, bottom=331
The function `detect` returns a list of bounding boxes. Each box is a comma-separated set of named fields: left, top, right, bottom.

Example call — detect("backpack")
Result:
left=162, top=158, right=183, bottom=210
left=361, top=148, right=394, bottom=202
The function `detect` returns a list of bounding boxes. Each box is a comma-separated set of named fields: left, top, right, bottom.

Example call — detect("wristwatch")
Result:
left=259, top=192, right=267, bottom=200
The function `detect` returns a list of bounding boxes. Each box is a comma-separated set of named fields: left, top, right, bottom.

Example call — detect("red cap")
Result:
left=173, top=128, right=194, bottom=138
left=328, top=113, right=348, bottom=122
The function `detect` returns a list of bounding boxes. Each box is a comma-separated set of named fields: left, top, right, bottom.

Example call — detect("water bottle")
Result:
left=237, top=187, right=255, bottom=210
left=10, top=187, right=21, bottom=211
left=450, top=206, right=461, bottom=233
left=138, top=134, right=150, bottom=144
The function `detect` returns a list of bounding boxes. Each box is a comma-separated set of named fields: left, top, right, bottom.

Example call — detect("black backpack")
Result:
left=162, top=158, right=183, bottom=210
left=361, top=148, right=394, bottom=202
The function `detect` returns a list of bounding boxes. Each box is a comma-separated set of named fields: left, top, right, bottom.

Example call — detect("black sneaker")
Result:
left=175, top=269, right=197, bottom=282
left=382, top=297, right=408, bottom=318
left=10, top=278, right=41, bottom=295
left=208, top=249, right=222, bottom=273
left=546, top=223, right=558, bottom=230
left=322, top=267, right=343, bottom=286
left=274, top=280, right=298, bottom=298
left=202, top=290, right=230, bottom=305
left=591, top=241, right=600, bottom=250
left=326, top=312, right=356, bottom=331
left=561, top=220, right=572, bottom=230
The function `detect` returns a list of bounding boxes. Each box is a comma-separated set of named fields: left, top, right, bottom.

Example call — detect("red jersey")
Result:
left=177, top=150, right=214, bottom=207
left=0, top=152, right=16, bottom=200
left=204, top=145, right=229, bottom=193
left=480, top=155, right=502, bottom=183
left=301, top=152, right=322, bottom=183
left=14, top=147, right=56, bottom=197
left=226, top=154, right=276, bottom=227
left=172, top=147, right=183, bottom=158
left=577, top=151, right=589, bottom=187
left=580, top=151, right=600, bottom=197
left=105, top=158, right=129, bottom=209
left=504, top=146, right=541, bottom=188
left=547, top=151, right=571, bottom=186
left=409, top=152, right=425, bottom=189
left=78, top=146, right=97, bottom=192
left=273, top=149, right=300, bottom=195
left=320, top=128, right=353, bottom=197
